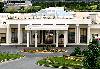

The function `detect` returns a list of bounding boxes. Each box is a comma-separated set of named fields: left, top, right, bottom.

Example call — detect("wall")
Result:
left=0, top=29, right=6, bottom=33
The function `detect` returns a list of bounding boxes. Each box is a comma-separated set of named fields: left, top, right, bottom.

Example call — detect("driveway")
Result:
left=0, top=45, right=87, bottom=69
left=0, top=57, right=59, bottom=69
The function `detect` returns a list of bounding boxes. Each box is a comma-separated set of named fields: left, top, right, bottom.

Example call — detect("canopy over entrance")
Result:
left=25, top=24, right=69, bottom=30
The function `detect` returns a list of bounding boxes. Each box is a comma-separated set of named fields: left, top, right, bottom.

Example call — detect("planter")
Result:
left=21, top=49, right=66, bottom=53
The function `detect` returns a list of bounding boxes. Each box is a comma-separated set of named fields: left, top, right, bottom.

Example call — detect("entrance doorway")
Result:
left=43, top=30, right=54, bottom=44
left=58, top=31, right=64, bottom=47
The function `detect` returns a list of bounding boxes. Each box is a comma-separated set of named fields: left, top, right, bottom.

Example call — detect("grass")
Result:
left=37, top=56, right=83, bottom=69
left=0, top=53, right=23, bottom=62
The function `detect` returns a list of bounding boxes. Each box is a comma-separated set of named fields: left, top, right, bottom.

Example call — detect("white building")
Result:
left=3, top=0, right=32, bottom=7
left=0, top=7, right=99, bottom=47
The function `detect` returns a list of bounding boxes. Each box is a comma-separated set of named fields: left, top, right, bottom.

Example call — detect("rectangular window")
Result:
left=0, top=33, right=6, bottom=43
left=22, top=28, right=27, bottom=43
left=11, top=28, right=18, bottom=43
left=68, top=28, right=75, bottom=43
left=80, top=28, right=87, bottom=43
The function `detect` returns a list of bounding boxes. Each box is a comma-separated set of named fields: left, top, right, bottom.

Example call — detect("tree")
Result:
left=0, top=2, right=4, bottom=12
left=5, top=6, right=17, bottom=13
left=83, top=37, right=100, bottom=69
left=90, top=5, right=97, bottom=10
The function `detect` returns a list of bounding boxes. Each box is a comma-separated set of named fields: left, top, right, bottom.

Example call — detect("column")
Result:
left=87, top=24, right=90, bottom=44
left=53, top=30, right=55, bottom=44
left=64, top=31, right=68, bottom=47
left=18, top=24, right=21, bottom=44
left=76, top=24, right=79, bottom=44
left=27, top=30, right=29, bottom=47
left=6, top=24, right=11, bottom=44
left=56, top=31, right=58, bottom=47
left=35, top=30, right=37, bottom=47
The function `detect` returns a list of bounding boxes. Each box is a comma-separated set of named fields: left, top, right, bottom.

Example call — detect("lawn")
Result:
left=37, top=56, right=84, bottom=69
left=0, top=53, right=23, bottom=63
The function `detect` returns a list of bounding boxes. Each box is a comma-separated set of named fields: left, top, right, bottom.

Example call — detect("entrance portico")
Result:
left=25, top=24, right=69, bottom=47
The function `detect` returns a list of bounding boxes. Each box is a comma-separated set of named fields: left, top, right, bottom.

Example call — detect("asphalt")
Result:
left=0, top=45, right=87, bottom=69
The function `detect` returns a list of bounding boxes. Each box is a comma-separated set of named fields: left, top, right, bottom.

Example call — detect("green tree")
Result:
left=83, top=37, right=100, bottom=69
left=0, top=2, right=4, bottom=12
left=5, top=6, right=17, bottom=13
left=24, top=6, right=41, bottom=13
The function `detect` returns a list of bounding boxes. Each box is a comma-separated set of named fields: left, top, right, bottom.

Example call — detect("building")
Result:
left=31, top=0, right=100, bottom=3
left=0, top=7, right=100, bottom=47
left=3, top=0, right=32, bottom=7
left=2, top=0, right=100, bottom=3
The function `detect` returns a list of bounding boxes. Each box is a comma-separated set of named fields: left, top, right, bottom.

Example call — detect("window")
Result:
left=68, top=28, right=75, bottom=43
left=11, top=28, right=18, bottom=43
left=0, top=33, right=6, bottom=43
left=22, top=28, right=27, bottom=43
left=80, top=28, right=87, bottom=43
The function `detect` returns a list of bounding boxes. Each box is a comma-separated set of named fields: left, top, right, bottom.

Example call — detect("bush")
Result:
left=83, top=38, right=100, bottom=69
left=70, top=52, right=76, bottom=56
left=70, top=47, right=82, bottom=56
left=0, top=53, right=23, bottom=62
left=37, top=56, right=83, bottom=68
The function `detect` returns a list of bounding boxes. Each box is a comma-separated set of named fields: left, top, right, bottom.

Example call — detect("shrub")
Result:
left=37, top=56, right=83, bottom=68
left=70, top=47, right=82, bottom=56
left=83, top=38, right=100, bottom=69
left=0, top=53, right=23, bottom=62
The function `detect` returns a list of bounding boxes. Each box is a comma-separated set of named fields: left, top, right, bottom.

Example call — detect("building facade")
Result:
left=0, top=7, right=99, bottom=47
left=3, top=0, right=32, bottom=7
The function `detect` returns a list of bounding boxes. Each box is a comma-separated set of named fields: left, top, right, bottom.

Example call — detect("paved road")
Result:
left=0, top=57, right=58, bottom=69
left=0, top=45, right=87, bottom=69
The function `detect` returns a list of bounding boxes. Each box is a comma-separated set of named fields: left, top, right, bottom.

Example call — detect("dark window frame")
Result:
left=68, top=28, right=75, bottom=43
left=11, top=28, right=18, bottom=43
left=0, top=33, right=6, bottom=43
left=80, top=28, right=87, bottom=43
left=22, top=28, right=27, bottom=43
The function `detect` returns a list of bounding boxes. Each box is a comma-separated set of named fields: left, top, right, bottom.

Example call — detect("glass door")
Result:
left=44, top=30, right=54, bottom=44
